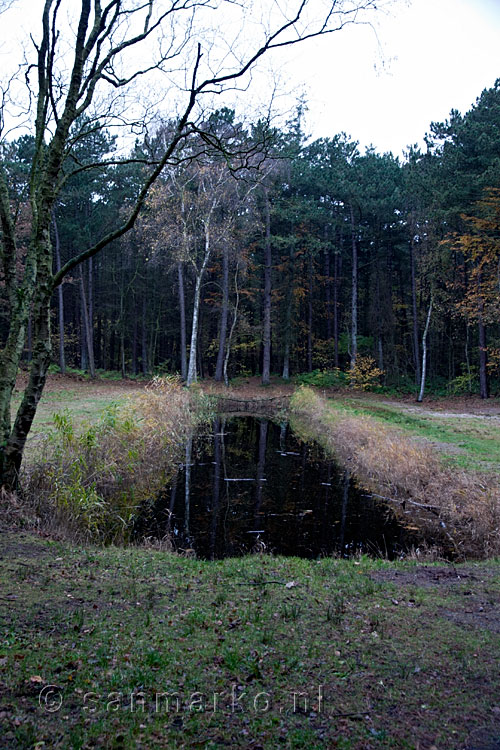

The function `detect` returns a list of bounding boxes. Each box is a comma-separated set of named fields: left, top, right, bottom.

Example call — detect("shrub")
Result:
left=23, top=377, right=213, bottom=543
left=348, top=356, right=384, bottom=390
left=294, top=369, right=348, bottom=389
left=294, top=358, right=384, bottom=392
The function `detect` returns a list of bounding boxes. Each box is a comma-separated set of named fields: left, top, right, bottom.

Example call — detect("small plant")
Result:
left=349, top=356, right=384, bottom=391
left=447, top=365, right=479, bottom=395
left=281, top=602, right=302, bottom=621
left=326, top=593, right=346, bottom=626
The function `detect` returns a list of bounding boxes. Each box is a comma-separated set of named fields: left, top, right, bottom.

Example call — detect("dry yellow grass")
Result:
left=291, top=387, right=500, bottom=558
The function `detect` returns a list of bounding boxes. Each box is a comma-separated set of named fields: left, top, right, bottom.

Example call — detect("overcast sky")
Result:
left=288, top=0, right=500, bottom=155
left=1, top=0, right=499, bottom=158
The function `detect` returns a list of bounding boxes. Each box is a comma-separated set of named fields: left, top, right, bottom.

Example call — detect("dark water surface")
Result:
left=135, top=416, right=416, bottom=559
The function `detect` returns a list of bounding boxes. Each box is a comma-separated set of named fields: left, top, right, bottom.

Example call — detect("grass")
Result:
left=0, top=531, right=499, bottom=750
left=13, top=378, right=211, bottom=545
left=12, top=377, right=145, bottom=460
left=290, top=388, right=500, bottom=559
left=332, top=397, right=500, bottom=473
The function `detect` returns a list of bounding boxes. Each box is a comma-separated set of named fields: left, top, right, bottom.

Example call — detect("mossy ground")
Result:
left=0, top=532, right=499, bottom=749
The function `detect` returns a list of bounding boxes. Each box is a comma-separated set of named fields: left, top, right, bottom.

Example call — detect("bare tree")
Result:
left=417, top=292, right=433, bottom=403
left=0, top=0, right=382, bottom=489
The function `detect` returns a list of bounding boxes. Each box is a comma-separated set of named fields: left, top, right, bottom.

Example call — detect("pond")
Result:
left=134, top=416, right=417, bottom=559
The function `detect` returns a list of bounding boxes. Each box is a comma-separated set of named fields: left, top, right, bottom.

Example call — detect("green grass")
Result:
left=0, top=532, right=499, bottom=749
left=326, top=397, right=500, bottom=472
left=12, top=379, right=143, bottom=461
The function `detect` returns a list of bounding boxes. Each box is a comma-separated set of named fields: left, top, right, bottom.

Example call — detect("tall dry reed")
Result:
left=291, top=387, right=500, bottom=558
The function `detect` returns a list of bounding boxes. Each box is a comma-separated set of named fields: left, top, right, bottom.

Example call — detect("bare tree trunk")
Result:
left=80, top=299, right=87, bottom=372
left=187, top=277, right=202, bottom=386
left=187, top=224, right=211, bottom=386
left=465, top=323, right=471, bottom=390
left=282, top=291, right=292, bottom=379
left=215, top=243, right=229, bottom=382
left=88, top=258, right=94, bottom=371
left=410, top=238, right=421, bottom=385
left=375, top=262, right=384, bottom=373
left=261, top=187, right=272, bottom=385
left=52, top=213, right=66, bottom=374
left=149, top=306, right=161, bottom=374
left=79, top=265, right=95, bottom=378
left=141, top=295, right=148, bottom=376
left=119, top=282, right=126, bottom=378
left=120, top=331, right=126, bottom=379
left=324, top=247, right=332, bottom=343
left=178, top=262, right=187, bottom=381
left=307, top=251, right=313, bottom=372
left=349, top=204, right=358, bottom=373
left=417, top=294, right=433, bottom=403
left=378, top=337, right=384, bottom=373
left=333, top=249, right=340, bottom=369
left=224, top=264, right=240, bottom=387
left=131, top=298, right=138, bottom=374
left=282, top=245, right=294, bottom=379
left=478, top=306, right=489, bottom=400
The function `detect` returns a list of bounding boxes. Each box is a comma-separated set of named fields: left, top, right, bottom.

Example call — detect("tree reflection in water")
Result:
left=135, top=416, right=416, bottom=559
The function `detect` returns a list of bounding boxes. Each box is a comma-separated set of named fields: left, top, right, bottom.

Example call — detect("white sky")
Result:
left=287, top=0, right=500, bottom=155
left=1, top=0, right=499, bottom=158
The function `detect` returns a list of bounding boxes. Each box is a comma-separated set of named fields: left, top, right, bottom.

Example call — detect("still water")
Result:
left=135, top=416, right=416, bottom=559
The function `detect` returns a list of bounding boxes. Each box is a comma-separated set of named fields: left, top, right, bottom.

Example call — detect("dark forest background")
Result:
left=3, top=80, right=500, bottom=397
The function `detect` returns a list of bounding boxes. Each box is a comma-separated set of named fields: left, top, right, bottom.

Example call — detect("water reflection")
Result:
left=134, top=416, right=416, bottom=559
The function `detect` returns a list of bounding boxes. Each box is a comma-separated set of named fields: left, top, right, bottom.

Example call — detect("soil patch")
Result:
left=371, top=565, right=496, bottom=587
left=442, top=605, right=500, bottom=635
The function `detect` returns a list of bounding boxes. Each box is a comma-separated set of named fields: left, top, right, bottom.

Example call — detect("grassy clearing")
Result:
left=2, top=379, right=500, bottom=748
left=332, top=397, right=500, bottom=473
left=0, top=532, right=499, bottom=750
left=290, top=388, right=500, bottom=559
left=12, top=376, right=145, bottom=460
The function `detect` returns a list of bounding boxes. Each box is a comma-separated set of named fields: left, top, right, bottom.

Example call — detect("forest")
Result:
left=3, top=82, right=500, bottom=398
